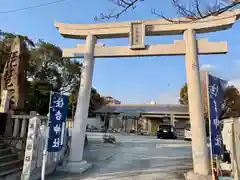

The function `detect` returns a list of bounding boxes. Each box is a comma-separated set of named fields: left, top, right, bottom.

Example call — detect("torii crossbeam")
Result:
left=63, top=39, right=227, bottom=58
left=56, top=10, right=240, bottom=39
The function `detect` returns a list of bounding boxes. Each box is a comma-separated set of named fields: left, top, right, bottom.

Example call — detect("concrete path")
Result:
left=47, top=133, right=193, bottom=180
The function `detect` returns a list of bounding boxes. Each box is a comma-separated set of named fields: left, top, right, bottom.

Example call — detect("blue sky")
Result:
left=0, top=0, right=240, bottom=104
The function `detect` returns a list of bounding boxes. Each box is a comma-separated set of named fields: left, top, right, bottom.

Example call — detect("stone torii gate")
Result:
left=55, top=10, right=240, bottom=176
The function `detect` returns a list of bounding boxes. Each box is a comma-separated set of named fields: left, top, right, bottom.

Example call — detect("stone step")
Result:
left=0, top=160, right=23, bottom=173
left=0, top=143, right=5, bottom=149
left=0, top=154, right=18, bottom=163
left=0, top=166, right=22, bottom=178
left=0, top=149, right=11, bottom=156
left=0, top=140, right=24, bottom=179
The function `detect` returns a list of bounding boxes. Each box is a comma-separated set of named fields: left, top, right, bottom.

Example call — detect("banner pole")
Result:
left=206, top=72, right=216, bottom=180
left=41, top=91, right=52, bottom=180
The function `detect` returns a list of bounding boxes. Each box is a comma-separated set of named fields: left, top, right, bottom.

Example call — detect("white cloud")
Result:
left=199, top=63, right=240, bottom=91
left=200, top=64, right=216, bottom=72
left=228, top=79, right=240, bottom=90
left=200, top=64, right=226, bottom=80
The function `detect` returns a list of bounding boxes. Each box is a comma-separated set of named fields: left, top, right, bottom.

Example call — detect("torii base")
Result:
left=184, top=171, right=212, bottom=180
left=57, top=160, right=92, bottom=174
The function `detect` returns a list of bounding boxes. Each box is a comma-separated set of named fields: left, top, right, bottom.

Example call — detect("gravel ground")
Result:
left=47, top=134, right=193, bottom=180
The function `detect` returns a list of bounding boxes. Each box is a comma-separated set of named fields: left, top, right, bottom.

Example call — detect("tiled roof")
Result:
left=94, top=104, right=189, bottom=114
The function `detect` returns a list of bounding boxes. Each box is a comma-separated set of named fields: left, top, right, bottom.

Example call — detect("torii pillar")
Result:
left=65, top=34, right=96, bottom=172
left=55, top=9, right=240, bottom=177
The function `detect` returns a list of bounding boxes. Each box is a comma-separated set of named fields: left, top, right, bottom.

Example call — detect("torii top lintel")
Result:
left=55, top=9, right=240, bottom=40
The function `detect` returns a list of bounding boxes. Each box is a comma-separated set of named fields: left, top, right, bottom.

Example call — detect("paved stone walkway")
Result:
left=47, top=134, right=193, bottom=180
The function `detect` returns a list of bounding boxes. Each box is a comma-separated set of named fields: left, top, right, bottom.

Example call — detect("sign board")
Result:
left=1, top=37, right=25, bottom=109
left=21, top=117, right=41, bottom=180
left=208, top=74, right=227, bottom=155
left=130, top=22, right=145, bottom=49
left=0, top=90, right=10, bottom=113
left=47, top=92, right=69, bottom=152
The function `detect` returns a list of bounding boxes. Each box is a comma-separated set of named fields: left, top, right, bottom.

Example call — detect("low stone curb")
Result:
left=56, top=160, right=92, bottom=174
left=184, top=171, right=212, bottom=180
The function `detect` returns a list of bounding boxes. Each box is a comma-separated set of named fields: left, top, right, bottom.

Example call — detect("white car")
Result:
left=184, top=127, right=192, bottom=141
left=184, top=128, right=210, bottom=146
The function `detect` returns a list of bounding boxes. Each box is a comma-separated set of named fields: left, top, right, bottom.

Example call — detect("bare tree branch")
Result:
left=150, top=9, right=193, bottom=23
left=172, top=0, right=199, bottom=19
left=192, top=0, right=204, bottom=18
left=96, top=0, right=239, bottom=22
left=152, top=0, right=240, bottom=22
left=94, top=0, right=142, bottom=20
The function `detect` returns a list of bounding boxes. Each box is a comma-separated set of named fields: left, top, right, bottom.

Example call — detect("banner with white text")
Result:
left=47, top=92, right=69, bottom=152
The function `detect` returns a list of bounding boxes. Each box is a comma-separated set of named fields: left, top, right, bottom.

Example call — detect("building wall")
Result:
left=147, top=119, right=152, bottom=134
left=222, top=118, right=234, bottom=152
left=126, top=118, right=135, bottom=132
left=94, top=113, right=190, bottom=136
left=109, top=114, right=120, bottom=130
left=107, top=116, right=138, bottom=132
left=146, top=117, right=172, bottom=135
left=67, top=116, right=104, bottom=130
left=86, top=116, right=103, bottom=129
left=174, top=119, right=189, bottom=139
left=143, top=116, right=189, bottom=137
left=150, top=119, right=159, bottom=135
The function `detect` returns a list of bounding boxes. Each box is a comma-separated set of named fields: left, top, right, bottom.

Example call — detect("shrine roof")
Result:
left=94, top=104, right=189, bottom=114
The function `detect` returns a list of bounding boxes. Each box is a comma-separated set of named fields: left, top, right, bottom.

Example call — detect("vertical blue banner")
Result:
left=47, top=92, right=69, bottom=152
left=208, top=74, right=227, bottom=155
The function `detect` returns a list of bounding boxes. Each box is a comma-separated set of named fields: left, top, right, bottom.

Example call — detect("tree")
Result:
left=28, top=41, right=105, bottom=116
left=24, top=80, right=54, bottom=115
left=179, top=83, right=188, bottom=105
left=0, top=30, right=105, bottom=116
left=28, top=40, right=82, bottom=92
left=221, top=85, right=240, bottom=118
left=179, top=83, right=240, bottom=119
left=68, top=86, right=105, bottom=118
left=28, top=40, right=63, bottom=90
left=179, top=82, right=240, bottom=137
left=89, top=88, right=105, bottom=116
left=95, top=0, right=239, bottom=21
left=23, top=40, right=79, bottom=115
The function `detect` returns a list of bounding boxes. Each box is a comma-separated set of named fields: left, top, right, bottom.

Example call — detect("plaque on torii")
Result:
left=56, top=9, right=240, bottom=58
